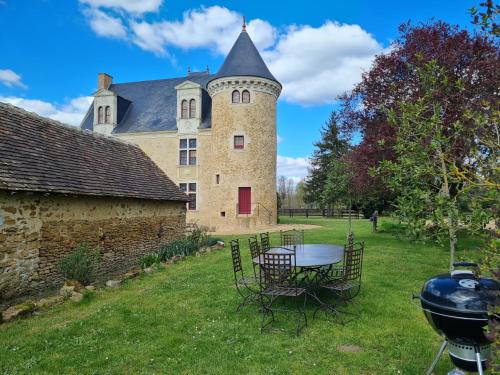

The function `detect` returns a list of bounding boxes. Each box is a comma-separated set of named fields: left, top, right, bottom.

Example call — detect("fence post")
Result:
left=306, top=209, right=309, bottom=218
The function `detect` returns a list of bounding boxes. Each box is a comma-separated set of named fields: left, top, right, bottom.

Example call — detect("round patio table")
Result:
left=252, top=244, right=343, bottom=268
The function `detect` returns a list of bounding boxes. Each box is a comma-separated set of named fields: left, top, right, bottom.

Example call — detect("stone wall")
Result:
left=205, top=83, right=278, bottom=230
left=116, top=79, right=278, bottom=231
left=0, top=191, right=186, bottom=302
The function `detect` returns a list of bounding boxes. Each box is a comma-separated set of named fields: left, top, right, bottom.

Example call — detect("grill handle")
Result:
left=453, top=262, right=478, bottom=268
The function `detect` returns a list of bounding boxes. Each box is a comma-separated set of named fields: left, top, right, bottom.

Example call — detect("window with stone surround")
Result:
left=189, top=99, right=196, bottom=118
left=97, top=106, right=104, bottom=124
left=242, top=90, right=250, bottom=103
left=105, top=106, right=111, bottom=123
left=234, top=135, right=244, bottom=149
left=180, top=182, right=197, bottom=210
left=232, top=90, right=240, bottom=103
left=181, top=100, right=188, bottom=119
left=179, top=138, right=197, bottom=165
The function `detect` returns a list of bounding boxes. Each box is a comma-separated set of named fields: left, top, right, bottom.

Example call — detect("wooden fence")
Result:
left=278, top=208, right=364, bottom=219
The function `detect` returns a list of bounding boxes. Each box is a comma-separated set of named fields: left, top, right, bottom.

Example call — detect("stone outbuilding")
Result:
left=0, top=103, right=188, bottom=302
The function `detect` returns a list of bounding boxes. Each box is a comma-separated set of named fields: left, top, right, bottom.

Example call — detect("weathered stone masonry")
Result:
left=0, top=191, right=186, bottom=301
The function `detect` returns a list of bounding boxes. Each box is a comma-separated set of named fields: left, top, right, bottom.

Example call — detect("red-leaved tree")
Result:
left=338, top=20, right=499, bottom=209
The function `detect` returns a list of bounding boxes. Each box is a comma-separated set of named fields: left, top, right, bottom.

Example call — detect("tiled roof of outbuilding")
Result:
left=0, top=102, right=189, bottom=202
left=209, top=30, right=280, bottom=85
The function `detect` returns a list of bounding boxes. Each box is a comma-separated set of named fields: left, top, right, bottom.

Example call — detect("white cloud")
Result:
left=277, top=135, right=283, bottom=144
left=263, top=22, right=383, bottom=105
left=80, top=5, right=384, bottom=105
left=0, top=69, right=27, bottom=89
left=85, top=8, right=127, bottom=39
left=0, top=96, right=93, bottom=126
left=130, top=7, right=276, bottom=56
left=79, top=0, right=162, bottom=14
left=277, top=155, right=310, bottom=183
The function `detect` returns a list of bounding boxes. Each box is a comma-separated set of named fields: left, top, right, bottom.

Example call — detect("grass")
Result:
left=0, top=217, right=469, bottom=374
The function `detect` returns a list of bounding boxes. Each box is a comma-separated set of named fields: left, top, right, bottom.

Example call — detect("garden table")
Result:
left=253, top=244, right=345, bottom=316
left=252, top=244, right=343, bottom=268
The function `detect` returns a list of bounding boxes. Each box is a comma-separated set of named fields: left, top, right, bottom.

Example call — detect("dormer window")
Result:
left=189, top=99, right=196, bottom=118
left=98, top=106, right=104, bottom=124
left=181, top=100, right=188, bottom=119
left=232, top=90, right=240, bottom=103
left=105, top=106, right=111, bottom=123
left=242, top=90, right=250, bottom=103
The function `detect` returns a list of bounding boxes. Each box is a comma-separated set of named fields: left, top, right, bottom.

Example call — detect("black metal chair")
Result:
left=259, top=249, right=307, bottom=335
left=322, top=241, right=364, bottom=301
left=312, top=241, right=364, bottom=323
left=248, top=236, right=262, bottom=279
left=280, top=229, right=304, bottom=248
left=230, top=239, right=259, bottom=312
left=260, top=232, right=271, bottom=252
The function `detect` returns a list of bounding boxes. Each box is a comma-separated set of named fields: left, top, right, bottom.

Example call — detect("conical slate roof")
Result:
left=210, top=30, right=280, bottom=85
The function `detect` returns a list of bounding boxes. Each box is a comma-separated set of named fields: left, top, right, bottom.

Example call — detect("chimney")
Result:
left=98, top=73, right=113, bottom=90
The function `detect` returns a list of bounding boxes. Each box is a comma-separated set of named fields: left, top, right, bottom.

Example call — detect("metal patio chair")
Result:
left=280, top=229, right=304, bottom=248
left=259, top=249, right=307, bottom=335
left=322, top=241, right=364, bottom=301
left=248, top=236, right=262, bottom=279
left=230, top=239, right=259, bottom=312
left=313, top=241, right=365, bottom=323
left=260, top=232, right=271, bottom=252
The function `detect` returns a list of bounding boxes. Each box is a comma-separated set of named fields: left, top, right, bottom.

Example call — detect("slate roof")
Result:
left=210, top=30, right=280, bottom=84
left=81, top=74, right=213, bottom=133
left=80, top=30, right=279, bottom=134
left=0, top=102, right=188, bottom=202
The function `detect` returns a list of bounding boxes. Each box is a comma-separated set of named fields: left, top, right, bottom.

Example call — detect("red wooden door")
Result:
left=238, top=187, right=251, bottom=214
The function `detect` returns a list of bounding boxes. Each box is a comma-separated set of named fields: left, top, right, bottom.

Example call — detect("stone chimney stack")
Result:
left=98, top=73, right=113, bottom=90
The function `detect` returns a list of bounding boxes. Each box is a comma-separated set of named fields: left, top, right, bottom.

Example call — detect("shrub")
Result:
left=187, top=224, right=210, bottom=247
left=158, top=239, right=198, bottom=261
left=138, top=253, right=159, bottom=269
left=59, top=244, right=101, bottom=285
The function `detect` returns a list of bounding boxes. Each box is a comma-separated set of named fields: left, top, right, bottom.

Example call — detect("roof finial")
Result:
left=187, top=66, right=191, bottom=76
left=242, top=16, right=246, bottom=32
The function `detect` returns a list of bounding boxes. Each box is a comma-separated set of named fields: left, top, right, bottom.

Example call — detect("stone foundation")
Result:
left=0, top=191, right=186, bottom=303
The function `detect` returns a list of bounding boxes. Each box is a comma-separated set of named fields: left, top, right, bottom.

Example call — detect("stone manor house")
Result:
left=81, top=25, right=281, bottom=231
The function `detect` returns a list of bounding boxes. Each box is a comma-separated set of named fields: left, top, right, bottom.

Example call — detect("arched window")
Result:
left=97, top=106, right=103, bottom=124
left=242, top=90, right=250, bottom=103
left=189, top=99, right=196, bottom=118
left=181, top=100, right=188, bottom=119
left=232, top=90, right=240, bottom=103
left=105, top=106, right=111, bottom=123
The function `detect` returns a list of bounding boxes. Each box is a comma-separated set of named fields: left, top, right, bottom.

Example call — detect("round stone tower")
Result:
left=206, top=23, right=281, bottom=230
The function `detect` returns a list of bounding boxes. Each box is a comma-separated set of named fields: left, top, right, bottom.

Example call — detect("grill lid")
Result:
left=420, top=269, right=498, bottom=314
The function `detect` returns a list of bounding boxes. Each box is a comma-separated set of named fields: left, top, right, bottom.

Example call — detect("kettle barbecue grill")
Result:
left=415, top=262, right=498, bottom=375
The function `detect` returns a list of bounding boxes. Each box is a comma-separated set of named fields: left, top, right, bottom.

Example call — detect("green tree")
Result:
left=377, top=60, right=498, bottom=271
left=304, top=112, right=349, bottom=207
left=294, top=180, right=307, bottom=208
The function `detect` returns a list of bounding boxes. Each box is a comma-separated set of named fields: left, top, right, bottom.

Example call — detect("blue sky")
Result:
left=0, top=0, right=477, bottom=181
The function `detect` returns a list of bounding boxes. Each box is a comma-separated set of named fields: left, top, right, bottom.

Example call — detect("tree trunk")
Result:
left=438, top=145, right=457, bottom=271
left=448, top=208, right=458, bottom=271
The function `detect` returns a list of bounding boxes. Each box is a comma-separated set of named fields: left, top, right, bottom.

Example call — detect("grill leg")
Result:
left=426, top=340, right=447, bottom=375
left=474, top=346, right=484, bottom=375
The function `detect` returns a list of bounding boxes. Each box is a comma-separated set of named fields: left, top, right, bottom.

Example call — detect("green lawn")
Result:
left=0, top=217, right=464, bottom=374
